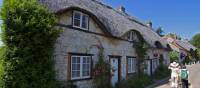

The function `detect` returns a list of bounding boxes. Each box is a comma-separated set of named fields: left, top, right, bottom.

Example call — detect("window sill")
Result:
left=127, top=72, right=137, bottom=75
left=70, top=77, right=92, bottom=81
left=73, top=25, right=88, bottom=30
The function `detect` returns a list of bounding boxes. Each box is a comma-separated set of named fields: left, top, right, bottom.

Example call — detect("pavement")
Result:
left=155, top=64, right=200, bottom=88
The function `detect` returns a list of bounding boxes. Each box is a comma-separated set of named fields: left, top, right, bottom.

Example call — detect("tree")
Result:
left=197, top=49, right=200, bottom=60
left=190, top=33, right=200, bottom=48
left=155, top=27, right=164, bottom=37
left=0, top=0, right=61, bottom=88
left=169, top=51, right=179, bottom=62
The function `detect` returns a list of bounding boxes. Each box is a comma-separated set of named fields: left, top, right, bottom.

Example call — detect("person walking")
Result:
left=168, top=61, right=180, bottom=88
left=180, top=65, right=189, bottom=88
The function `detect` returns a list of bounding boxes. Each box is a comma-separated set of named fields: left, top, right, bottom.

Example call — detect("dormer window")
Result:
left=73, top=11, right=89, bottom=30
left=127, top=31, right=139, bottom=42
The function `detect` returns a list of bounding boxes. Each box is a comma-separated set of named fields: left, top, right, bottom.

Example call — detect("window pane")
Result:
left=128, top=58, right=136, bottom=73
left=87, top=57, right=90, bottom=63
left=72, top=57, right=76, bottom=63
left=83, top=57, right=87, bottom=63
left=81, top=15, right=88, bottom=28
left=77, top=57, right=80, bottom=63
left=72, top=71, right=80, bottom=78
left=71, top=56, right=81, bottom=79
left=74, top=19, right=80, bottom=27
left=82, top=58, right=90, bottom=77
left=73, top=12, right=81, bottom=27
left=132, top=59, right=135, bottom=72
left=74, top=12, right=81, bottom=19
left=128, top=58, right=132, bottom=72
left=83, top=70, right=90, bottom=76
left=72, top=64, right=76, bottom=70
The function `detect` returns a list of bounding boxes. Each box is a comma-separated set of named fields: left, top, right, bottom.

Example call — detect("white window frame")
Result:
left=73, top=11, right=89, bottom=30
left=71, top=55, right=91, bottom=80
left=127, top=57, right=136, bottom=73
left=127, top=31, right=138, bottom=41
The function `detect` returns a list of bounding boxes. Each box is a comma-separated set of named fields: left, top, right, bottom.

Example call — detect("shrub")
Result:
left=153, top=64, right=170, bottom=80
left=93, top=57, right=111, bottom=88
left=0, top=46, right=6, bottom=87
left=118, top=74, right=153, bottom=88
left=0, top=0, right=61, bottom=88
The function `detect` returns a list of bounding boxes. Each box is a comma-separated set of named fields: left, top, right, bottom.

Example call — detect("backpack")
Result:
left=180, top=69, right=188, bottom=79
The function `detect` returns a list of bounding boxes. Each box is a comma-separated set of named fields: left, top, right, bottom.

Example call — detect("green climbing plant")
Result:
left=0, top=0, right=61, bottom=88
left=132, top=31, right=149, bottom=74
left=93, top=46, right=111, bottom=88
left=134, top=42, right=149, bottom=74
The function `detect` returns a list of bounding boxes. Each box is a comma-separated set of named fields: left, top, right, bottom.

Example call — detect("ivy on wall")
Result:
left=132, top=31, right=149, bottom=74
left=93, top=45, right=112, bottom=88
left=133, top=41, right=148, bottom=74
left=0, top=0, right=61, bottom=88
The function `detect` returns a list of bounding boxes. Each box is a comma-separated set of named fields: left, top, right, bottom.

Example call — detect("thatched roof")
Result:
left=176, top=40, right=197, bottom=51
left=39, top=0, right=169, bottom=48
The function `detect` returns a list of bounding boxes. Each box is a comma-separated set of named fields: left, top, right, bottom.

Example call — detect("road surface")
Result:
left=156, top=64, right=200, bottom=88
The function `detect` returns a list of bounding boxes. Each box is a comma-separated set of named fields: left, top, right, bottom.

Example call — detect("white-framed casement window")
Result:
left=127, top=31, right=139, bottom=42
left=127, top=57, right=137, bottom=73
left=71, top=55, right=91, bottom=80
left=73, top=11, right=89, bottom=30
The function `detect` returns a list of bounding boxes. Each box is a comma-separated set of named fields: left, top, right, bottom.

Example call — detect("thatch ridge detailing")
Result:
left=176, top=40, right=197, bottom=51
left=39, top=0, right=168, bottom=48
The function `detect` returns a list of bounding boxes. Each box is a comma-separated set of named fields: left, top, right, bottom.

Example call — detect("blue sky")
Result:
left=0, top=0, right=200, bottom=39
left=103, top=0, right=200, bottom=39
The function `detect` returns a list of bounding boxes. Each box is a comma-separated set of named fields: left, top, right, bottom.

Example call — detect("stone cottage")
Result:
left=39, top=0, right=171, bottom=87
left=164, top=37, right=196, bottom=62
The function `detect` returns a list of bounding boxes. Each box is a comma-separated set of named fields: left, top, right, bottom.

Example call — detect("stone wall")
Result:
left=54, top=10, right=137, bottom=88
left=54, top=10, right=170, bottom=88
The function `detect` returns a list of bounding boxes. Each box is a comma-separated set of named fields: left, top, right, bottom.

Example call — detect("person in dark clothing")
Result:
left=179, top=65, right=189, bottom=88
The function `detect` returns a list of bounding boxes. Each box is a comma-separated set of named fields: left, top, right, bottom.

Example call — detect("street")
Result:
left=156, top=64, right=200, bottom=88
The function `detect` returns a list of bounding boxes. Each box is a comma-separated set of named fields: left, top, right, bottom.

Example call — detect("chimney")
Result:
left=118, top=6, right=126, bottom=13
left=146, top=21, right=152, bottom=28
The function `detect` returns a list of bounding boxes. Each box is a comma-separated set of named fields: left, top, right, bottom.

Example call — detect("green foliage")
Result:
left=133, top=41, right=148, bottom=74
left=66, top=81, right=77, bottom=88
left=153, top=64, right=170, bottom=80
left=0, top=46, right=6, bottom=87
left=0, top=0, right=61, bottom=88
left=159, top=54, right=164, bottom=65
left=118, top=74, right=153, bottom=88
left=183, top=56, right=192, bottom=64
left=190, top=33, right=200, bottom=48
left=197, top=49, right=200, bottom=60
left=190, top=49, right=199, bottom=61
left=169, top=51, right=179, bottom=62
left=93, top=48, right=111, bottom=88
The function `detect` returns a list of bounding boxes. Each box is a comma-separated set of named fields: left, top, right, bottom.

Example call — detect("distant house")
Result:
left=40, top=0, right=171, bottom=87
left=164, top=37, right=196, bottom=62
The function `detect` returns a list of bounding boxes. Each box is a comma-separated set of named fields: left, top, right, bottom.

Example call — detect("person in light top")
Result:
left=168, top=61, right=180, bottom=88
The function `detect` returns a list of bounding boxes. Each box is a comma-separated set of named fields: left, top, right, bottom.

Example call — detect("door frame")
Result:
left=109, top=55, right=121, bottom=83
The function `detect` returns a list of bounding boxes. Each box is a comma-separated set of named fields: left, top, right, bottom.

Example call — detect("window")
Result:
left=127, top=57, right=136, bottom=73
left=71, top=56, right=91, bottom=80
left=73, top=11, right=89, bottom=29
left=127, top=31, right=139, bottom=42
